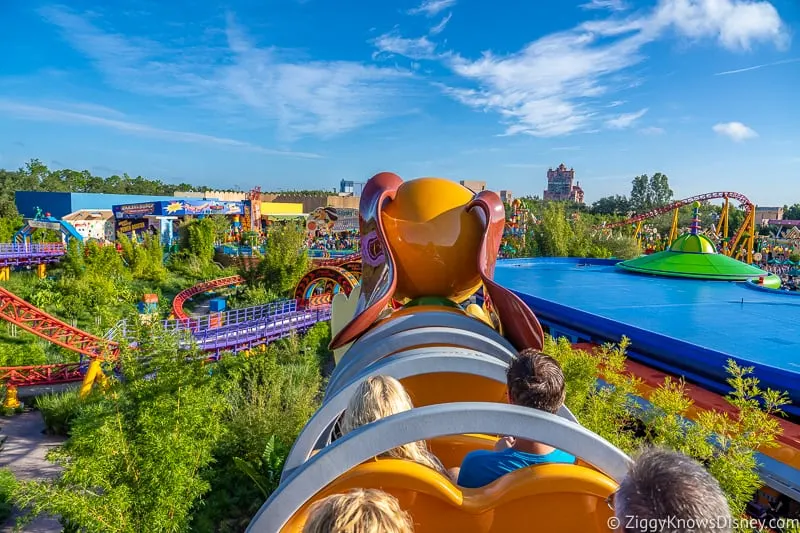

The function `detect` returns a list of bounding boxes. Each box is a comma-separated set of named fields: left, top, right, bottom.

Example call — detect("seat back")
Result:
left=280, top=459, right=617, bottom=533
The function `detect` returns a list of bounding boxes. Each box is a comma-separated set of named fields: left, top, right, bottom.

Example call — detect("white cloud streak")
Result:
left=712, top=121, right=757, bottom=141
left=0, top=100, right=322, bottom=158
left=383, top=0, right=788, bottom=137
left=372, top=32, right=439, bottom=60
left=429, top=13, right=452, bottom=35
left=640, top=126, right=666, bottom=135
left=580, top=0, right=629, bottom=11
left=39, top=7, right=413, bottom=139
left=407, top=0, right=457, bottom=17
left=715, top=57, right=800, bottom=75
left=606, top=108, right=648, bottom=128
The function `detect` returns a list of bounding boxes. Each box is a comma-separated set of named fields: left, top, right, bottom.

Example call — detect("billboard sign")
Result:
left=113, top=200, right=244, bottom=218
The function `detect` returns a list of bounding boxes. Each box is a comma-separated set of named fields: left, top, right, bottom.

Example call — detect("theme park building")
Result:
left=543, top=163, right=584, bottom=203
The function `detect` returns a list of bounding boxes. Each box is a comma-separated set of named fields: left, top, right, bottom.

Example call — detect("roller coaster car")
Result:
left=248, top=307, right=631, bottom=532
left=248, top=403, right=630, bottom=533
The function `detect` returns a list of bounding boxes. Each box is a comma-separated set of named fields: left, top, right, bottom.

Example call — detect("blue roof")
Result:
left=497, top=257, right=800, bottom=416
left=14, top=191, right=217, bottom=219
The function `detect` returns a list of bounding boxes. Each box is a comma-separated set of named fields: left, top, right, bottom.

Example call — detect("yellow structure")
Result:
left=37, top=263, right=46, bottom=279
left=2, top=385, right=20, bottom=409
left=79, top=359, right=109, bottom=398
left=0, top=267, right=9, bottom=281
left=260, top=202, right=304, bottom=215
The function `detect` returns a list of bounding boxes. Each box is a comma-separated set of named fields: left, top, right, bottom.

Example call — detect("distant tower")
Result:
left=543, top=164, right=584, bottom=203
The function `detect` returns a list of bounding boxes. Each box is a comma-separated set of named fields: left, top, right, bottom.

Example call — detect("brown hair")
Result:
left=506, top=349, right=566, bottom=414
left=303, top=489, right=414, bottom=533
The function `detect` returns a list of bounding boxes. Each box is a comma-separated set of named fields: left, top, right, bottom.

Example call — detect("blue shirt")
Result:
left=457, top=447, right=576, bottom=488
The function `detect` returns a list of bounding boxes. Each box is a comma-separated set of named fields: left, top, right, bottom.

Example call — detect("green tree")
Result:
left=246, top=225, right=309, bottom=295
left=591, top=195, right=631, bottom=216
left=629, top=173, right=673, bottom=212
left=14, top=332, right=228, bottom=533
left=533, top=203, right=573, bottom=257
left=783, top=204, right=800, bottom=220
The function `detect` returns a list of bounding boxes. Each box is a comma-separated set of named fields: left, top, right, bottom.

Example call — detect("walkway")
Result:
left=0, top=411, right=64, bottom=532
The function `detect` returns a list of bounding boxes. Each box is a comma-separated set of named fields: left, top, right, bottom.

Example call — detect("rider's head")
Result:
left=303, top=489, right=414, bottom=533
left=506, top=349, right=566, bottom=414
left=340, top=375, right=446, bottom=475
left=613, top=447, right=731, bottom=533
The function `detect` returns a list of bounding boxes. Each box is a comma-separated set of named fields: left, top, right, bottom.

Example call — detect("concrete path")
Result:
left=0, top=411, right=64, bottom=532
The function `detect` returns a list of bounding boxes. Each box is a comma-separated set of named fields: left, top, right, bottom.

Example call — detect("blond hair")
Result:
left=340, top=375, right=447, bottom=476
left=303, top=489, right=414, bottom=533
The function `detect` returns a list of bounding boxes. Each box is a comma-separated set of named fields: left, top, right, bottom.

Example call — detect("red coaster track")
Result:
left=0, top=286, right=118, bottom=359
left=172, top=275, right=245, bottom=320
left=595, top=191, right=754, bottom=242
left=0, top=286, right=119, bottom=387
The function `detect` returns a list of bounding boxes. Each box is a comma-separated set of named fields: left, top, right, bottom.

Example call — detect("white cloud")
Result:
left=0, top=100, right=322, bottom=158
left=426, top=0, right=789, bottom=136
left=372, top=32, right=438, bottom=60
left=39, top=7, right=413, bottom=139
left=606, top=108, right=648, bottom=128
left=712, top=121, right=757, bottom=141
left=715, top=57, right=800, bottom=75
left=580, top=0, right=629, bottom=11
left=640, top=126, right=666, bottom=134
left=429, top=13, right=452, bottom=35
left=407, top=0, right=457, bottom=17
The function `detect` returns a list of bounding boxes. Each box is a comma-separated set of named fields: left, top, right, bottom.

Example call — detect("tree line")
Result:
left=0, top=159, right=207, bottom=217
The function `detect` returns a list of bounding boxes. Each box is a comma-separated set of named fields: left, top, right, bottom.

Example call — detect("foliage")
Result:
left=0, top=158, right=204, bottom=214
left=0, top=468, right=17, bottom=524
left=543, top=337, right=789, bottom=527
left=784, top=204, right=800, bottom=221
left=36, top=389, right=89, bottom=436
left=228, top=285, right=283, bottom=309
left=14, top=331, right=228, bottom=533
left=117, top=232, right=167, bottom=282
left=526, top=203, right=640, bottom=259
left=591, top=195, right=631, bottom=216
left=0, top=211, right=23, bottom=242
left=629, top=172, right=673, bottom=212
left=239, top=225, right=309, bottom=296
left=190, top=322, right=330, bottom=532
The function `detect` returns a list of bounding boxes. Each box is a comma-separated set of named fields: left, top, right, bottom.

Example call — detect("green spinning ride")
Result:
left=617, top=202, right=780, bottom=288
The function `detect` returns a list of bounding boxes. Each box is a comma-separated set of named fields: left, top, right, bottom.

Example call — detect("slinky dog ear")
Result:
left=329, top=172, right=402, bottom=350
left=468, top=191, right=544, bottom=351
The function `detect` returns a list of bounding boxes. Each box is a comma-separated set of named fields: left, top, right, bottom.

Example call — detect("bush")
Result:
left=35, top=390, right=86, bottom=436
left=0, top=468, right=17, bottom=524
left=190, top=325, right=330, bottom=532
left=14, top=332, right=228, bottom=533
left=543, top=336, right=789, bottom=525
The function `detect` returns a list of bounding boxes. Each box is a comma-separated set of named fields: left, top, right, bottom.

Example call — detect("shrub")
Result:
left=35, top=390, right=86, bottom=436
left=190, top=326, right=329, bottom=532
left=543, top=336, right=789, bottom=526
left=0, top=468, right=17, bottom=524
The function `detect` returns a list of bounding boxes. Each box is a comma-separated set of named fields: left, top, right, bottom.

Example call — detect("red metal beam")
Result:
left=0, top=287, right=118, bottom=360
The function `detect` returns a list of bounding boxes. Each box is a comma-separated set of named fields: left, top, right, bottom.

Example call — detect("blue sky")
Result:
left=0, top=0, right=798, bottom=204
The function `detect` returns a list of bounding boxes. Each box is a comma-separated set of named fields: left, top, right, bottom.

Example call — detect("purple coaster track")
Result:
left=0, top=243, right=65, bottom=267
left=113, top=300, right=331, bottom=355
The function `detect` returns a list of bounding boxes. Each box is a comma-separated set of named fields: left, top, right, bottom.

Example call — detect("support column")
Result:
left=3, top=385, right=20, bottom=410
left=0, top=266, right=9, bottom=281
left=36, top=263, right=46, bottom=279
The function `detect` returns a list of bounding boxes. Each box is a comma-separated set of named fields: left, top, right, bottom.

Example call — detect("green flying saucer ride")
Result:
left=617, top=202, right=780, bottom=288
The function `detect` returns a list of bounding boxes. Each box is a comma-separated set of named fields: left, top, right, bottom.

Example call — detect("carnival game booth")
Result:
left=62, top=210, right=115, bottom=243
left=248, top=174, right=630, bottom=532
left=112, top=199, right=245, bottom=244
